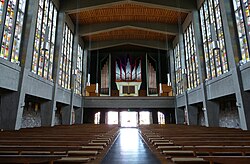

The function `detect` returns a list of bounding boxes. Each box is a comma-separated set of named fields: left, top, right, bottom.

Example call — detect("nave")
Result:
left=101, top=128, right=160, bottom=164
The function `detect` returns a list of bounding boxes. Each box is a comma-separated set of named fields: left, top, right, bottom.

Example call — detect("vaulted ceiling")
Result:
left=60, top=0, right=197, bottom=50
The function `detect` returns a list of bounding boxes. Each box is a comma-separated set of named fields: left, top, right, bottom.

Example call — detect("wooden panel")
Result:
left=69, top=3, right=188, bottom=25
left=84, top=28, right=174, bottom=42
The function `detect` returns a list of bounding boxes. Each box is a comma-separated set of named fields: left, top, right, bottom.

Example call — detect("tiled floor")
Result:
left=101, top=128, right=161, bottom=164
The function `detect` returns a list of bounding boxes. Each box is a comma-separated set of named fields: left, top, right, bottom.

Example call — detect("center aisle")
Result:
left=101, top=128, right=161, bottom=164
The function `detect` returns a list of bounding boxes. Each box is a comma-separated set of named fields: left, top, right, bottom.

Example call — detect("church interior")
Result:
left=1, top=0, right=250, bottom=163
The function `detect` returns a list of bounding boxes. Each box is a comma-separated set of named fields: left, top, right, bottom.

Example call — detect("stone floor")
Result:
left=101, top=128, right=161, bottom=164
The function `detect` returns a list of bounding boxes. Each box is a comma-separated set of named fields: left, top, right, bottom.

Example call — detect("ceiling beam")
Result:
left=79, top=22, right=178, bottom=36
left=60, top=0, right=196, bottom=13
left=85, top=39, right=172, bottom=51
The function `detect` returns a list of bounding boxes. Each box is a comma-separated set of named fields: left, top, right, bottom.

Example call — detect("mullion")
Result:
left=66, top=30, right=70, bottom=89
left=187, top=27, right=194, bottom=89
left=0, top=0, right=8, bottom=47
left=61, top=25, right=66, bottom=86
left=36, top=0, right=46, bottom=75
left=207, top=0, right=216, bottom=78
left=191, top=24, right=199, bottom=86
left=42, top=0, right=50, bottom=79
left=190, top=24, right=198, bottom=87
left=68, top=31, right=72, bottom=89
left=7, top=0, right=19, bottom=61
left=184, top=33, right=190, bottom=89
left=65, top=27, right=70, bottom=89
left=200, top=5, right=212, bottom=79
left=50, top=8, right=57, bottom=80
left=47, top=4, right=54, bottom=80
left=213, top=1, right=224, bottom=75
left=62, top=25, right=67, bottom=87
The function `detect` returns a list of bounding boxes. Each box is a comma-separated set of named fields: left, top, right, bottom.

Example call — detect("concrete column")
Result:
left=82, top=50, right=88, bottom=96
left=169, top=50, right=176, bottom=95
left=165, top=112, right=171, bottom=124
left=152, top=110, right=158, bottom=124
left=68, top=32, right=78, bottom=125
left=75, top=107, right=83, bottom=124
left=220, top=0, right=250, bottom=130
left=203, top=100, right=220, bottom=127
left=46, top=11, right=66, bottom=126
left=118, top=111, right=121, bottom=127
left=100, top=111, right=106, bottom=124
left=61, top=105, right=71, bottom=125
left=0, top=0, right=39, bottom=130
left=137, top=111, right=140, bottom=126
left=175, top=107, right=184, bottom=124
left=0, top=92, right=22, bottom=130
left=40, top=101, right=55, bottom=126
left=192, top=10, right=220, bottom=127
left=186, top=105, right=198, bottom=125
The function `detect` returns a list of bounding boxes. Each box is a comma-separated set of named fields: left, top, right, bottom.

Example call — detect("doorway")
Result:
left=120, top=111, right=138, bottom=127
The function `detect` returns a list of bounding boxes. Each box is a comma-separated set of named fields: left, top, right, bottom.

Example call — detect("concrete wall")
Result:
left=240, top=62, right=250, bottom=91
left=206, top=72, right=235, bottom=100
left=187, top=86, right=203, bottom=105
left=0, top=59, right=20, bottom=91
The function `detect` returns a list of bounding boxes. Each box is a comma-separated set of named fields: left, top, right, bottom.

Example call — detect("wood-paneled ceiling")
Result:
left=62, top=0, right=192, bottom=50
left=69, top=3, right=187, bottom=25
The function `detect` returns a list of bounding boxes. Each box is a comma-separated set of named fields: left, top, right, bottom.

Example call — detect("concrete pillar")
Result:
left=152, top=110, right=158, bottom=124
left=61, top=105, right=71, bottom=125
left=100, top=111, right=106, bottom=124
left=75, top=107, right=83, bottom=124
left=192, top=10, right=221, bottom=127
left=165, top=112, right=171, bottom=124
left=118, top=111, right=121, bottom=127
left=40, top=101, right=55, bottom=126
left=220, top=0, right=250, bottom=130
left=175, top=107, right=184, bottom=124
left=0, top=92, right=22, bottom=130
left=137, top=111, right=140, bottom=126
left=203, top=100, right=220, bottom=127
left=68, top=32, right=79, bottom=124
left=187, top=105, right=198, bottom=125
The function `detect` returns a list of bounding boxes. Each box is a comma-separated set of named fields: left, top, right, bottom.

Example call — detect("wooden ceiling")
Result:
left=69, top=3, right=187, bottom=25
left=84, top=28, right=174, bottom=42
left=66, top=1, right=190, bottom=50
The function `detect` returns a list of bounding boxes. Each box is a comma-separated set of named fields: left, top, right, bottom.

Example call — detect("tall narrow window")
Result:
left=174, top=43, right=183, bottom=95
left=200, top=0, right=229, bottom=80
left=58, top=24, right=73, bottom=90
left=32, top=0, right=58, bottom=81
left=75, top=44, right=83, bottom=95
left=0, top=0, right=26, bottom=64
left=184, top=23, right=200, bottom=90
left=233, top=0, right=250, bottom=64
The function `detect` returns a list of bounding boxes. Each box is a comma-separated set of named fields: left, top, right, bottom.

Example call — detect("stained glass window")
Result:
left=58, top=24, right=73, bottom=90
left=184, top=23, right=200, bottom=90
left=200, top=0, right=229, bottom=80
left=233, top=0, right=250, bottom=64
left=0, top=0, right=26, bottom=64
left=174, top=43, right=183, bottom=95
left=32, top=0, right=58, bottom=81
left=75, top=44, right=83, bottom=95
